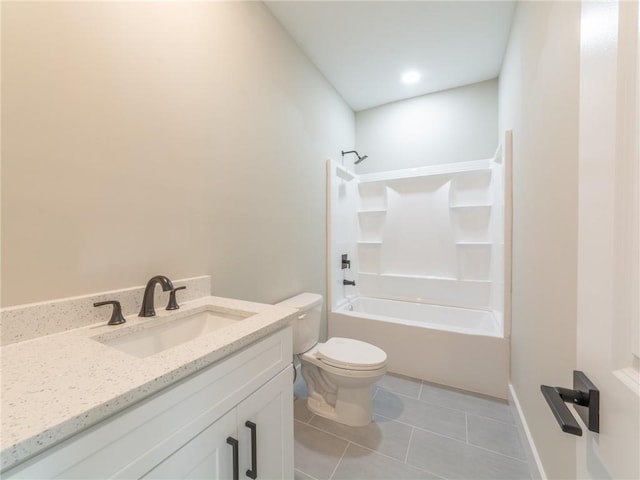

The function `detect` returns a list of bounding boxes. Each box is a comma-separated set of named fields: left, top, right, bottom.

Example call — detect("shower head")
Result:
left=341, top=150, right=368, bottom=165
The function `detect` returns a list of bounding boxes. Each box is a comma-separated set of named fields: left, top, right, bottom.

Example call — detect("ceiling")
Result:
left=265, top=1, right=516, bottom=112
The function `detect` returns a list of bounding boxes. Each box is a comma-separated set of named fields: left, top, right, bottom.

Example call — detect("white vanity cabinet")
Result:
left=4, top=327, right=294, bottom=480
left=143, top=408, right=237, bottom=479
left=143, top=368, right=292, bottom=479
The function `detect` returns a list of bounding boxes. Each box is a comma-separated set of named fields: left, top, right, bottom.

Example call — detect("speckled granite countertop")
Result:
left=0, top=296, right=296, bottom=472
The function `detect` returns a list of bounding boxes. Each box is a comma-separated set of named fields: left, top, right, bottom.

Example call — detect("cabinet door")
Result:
left=237, top=366, right=294, bottom=480
left=142, top=409, right=237, bottom=480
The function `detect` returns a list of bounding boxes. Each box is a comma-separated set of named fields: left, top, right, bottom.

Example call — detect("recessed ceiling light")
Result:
left=401, top=70, right=421, bottom=84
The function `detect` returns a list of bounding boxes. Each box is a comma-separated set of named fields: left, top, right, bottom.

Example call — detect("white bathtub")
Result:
left=328, top=296, right=509, bottom=398
left=344, top=296, right=501, bottom=337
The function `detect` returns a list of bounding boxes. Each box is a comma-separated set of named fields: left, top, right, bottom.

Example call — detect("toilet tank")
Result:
left=276, top=293, right=323, bottom=354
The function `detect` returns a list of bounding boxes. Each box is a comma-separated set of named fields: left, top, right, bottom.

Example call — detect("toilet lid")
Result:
left=316, top=337, right=387, bottom=370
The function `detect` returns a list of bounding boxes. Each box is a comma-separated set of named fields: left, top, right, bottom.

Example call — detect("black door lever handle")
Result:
left=541, top=385, right=583, bottom=435
left=541, top=370, right=599, bottom=436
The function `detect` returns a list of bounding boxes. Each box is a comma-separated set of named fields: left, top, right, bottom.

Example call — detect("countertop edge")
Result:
left=0, top=307, right=296, bottom=472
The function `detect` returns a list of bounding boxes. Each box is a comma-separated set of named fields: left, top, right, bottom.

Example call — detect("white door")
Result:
left=576, top=0, right=640, bottom=478
left=142, top=409, right=237, bottom=480
left=237, top=367, right=294, bottom=480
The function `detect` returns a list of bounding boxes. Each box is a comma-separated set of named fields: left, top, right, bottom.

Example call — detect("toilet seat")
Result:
left=315, top=337, right=387, bottom=371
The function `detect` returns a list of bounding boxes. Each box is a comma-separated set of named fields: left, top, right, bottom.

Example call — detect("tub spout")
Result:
left=343, top=279, right=356, bottom=286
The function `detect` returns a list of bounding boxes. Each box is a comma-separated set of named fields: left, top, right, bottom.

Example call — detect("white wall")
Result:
left=354, top=163, right=496, bottom=312
left=1, top=2, right=354, bottom=308
left=327, top=162, right=359, bottom=313
left=355, top=79, right=498, bottom=173
left=499, top=2, right=581, bottom=479
left=488, top=159, right=505, bottom=329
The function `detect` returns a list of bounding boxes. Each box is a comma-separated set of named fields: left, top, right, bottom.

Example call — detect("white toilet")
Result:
left=277, top=293, right=387, bottom=427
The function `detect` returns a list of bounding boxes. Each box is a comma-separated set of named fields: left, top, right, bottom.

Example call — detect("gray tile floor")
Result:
left=294, top=372, right=535, bottom=480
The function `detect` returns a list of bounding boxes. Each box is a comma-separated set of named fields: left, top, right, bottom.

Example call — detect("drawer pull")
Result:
left=245, top=421, right=257, bottom=479
left=226, top=436, right=239, bottom=480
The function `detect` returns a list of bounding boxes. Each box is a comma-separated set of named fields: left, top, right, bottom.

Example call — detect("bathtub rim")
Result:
left=333, top=295, right=504, bottom=339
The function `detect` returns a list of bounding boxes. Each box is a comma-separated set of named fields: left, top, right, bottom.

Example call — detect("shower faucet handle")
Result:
left=341, top=254, right=351, bottom=269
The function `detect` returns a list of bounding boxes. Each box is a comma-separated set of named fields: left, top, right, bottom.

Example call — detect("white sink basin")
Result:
left=98, top=307, right=255, bottom=358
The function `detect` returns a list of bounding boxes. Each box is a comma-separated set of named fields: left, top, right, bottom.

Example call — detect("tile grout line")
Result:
left=338, top=436, right=445, bottom=480
left=404, top=426, right=415, bottom=464
left=294, top=420, right=353, bottom=445
left=328, top=441, right=351, bottom=480
left=465, top=441, right=531, bottom=463
left=293, top=398, right=316, bottom=425
left=408, top=415, right=527, bottom=463
left=378, top=387, right=475, bottom=417
left=301, top=415, right=512, bottom=478
left=466, top=410, right=517, bottom=426
left=299, top=419, right=416, bottom=467
left=295, top=468, right=320, bottom=480
left=385, top=373, right=511, bottom=405
left=465, top=412, right=469, bottom=444
left=295, top=420, right=369, bottom=459
left=373, top=412, right=466, bottom=443
left=408, top=415, right=528, bottom=466
left=390, top=416, right=528, bottom=463
left=383, top=386, right=516, bottom=427
left=378, top=382, right=423, bottom=400
left=343, top=438, right=408, bottom=465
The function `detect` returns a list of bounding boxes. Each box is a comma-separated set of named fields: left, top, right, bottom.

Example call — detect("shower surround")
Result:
left=327, top=136, right=511, bottom=398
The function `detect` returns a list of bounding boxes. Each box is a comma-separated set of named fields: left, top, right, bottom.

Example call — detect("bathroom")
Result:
left=1, top=1, right=639, bottom=479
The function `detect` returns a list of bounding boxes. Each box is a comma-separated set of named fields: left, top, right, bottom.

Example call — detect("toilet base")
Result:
left=300, top=359, right=385, bottom=427
left=306, top=385, right=375, bottom=427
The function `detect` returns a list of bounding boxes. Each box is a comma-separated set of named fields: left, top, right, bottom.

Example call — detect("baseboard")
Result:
left=508, top=383, right=547, bottom=479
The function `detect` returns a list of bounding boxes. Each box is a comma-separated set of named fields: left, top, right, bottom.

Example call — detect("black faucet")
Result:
left=166, top=286, right=187, bottom=311
left=139, top=275, right=174, bottom=317
left=343, top=279, right=356, bottom=286
left=94, top=300, right=127, bottom=325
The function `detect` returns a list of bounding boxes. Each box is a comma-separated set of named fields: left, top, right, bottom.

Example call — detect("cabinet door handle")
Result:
left=245, top=421, right=257, bottom=479
left=226, top=436, right=239, bottom=480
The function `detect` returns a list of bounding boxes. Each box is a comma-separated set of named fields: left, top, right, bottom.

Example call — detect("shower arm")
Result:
left=341, top=150, right=368, bottom=164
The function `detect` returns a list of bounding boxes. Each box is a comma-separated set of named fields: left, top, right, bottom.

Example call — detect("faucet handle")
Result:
left=94, top=300, right=127, bottom=326
left=166, top=286, right=187, bottom=311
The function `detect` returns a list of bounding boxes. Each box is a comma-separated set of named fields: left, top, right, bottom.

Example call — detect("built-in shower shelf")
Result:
left=335, top=164, right=355, bottom=181
left=449, top=204, right=493, bottom=209
left=357, top=209, right=387, bottom=214
left=357, top=241, right=383, bottom=245
left=359, top=272, right=490, bottom=285
left=378, top=273, right=459, bottom=281
left=357, top=158, right=493, bottom=184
